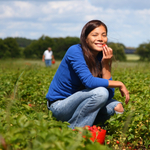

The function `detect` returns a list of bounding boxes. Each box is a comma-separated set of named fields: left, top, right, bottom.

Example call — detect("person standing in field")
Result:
left=42, top=47, right=55, bottom=67
left=46, top=20, right=130, bottom=129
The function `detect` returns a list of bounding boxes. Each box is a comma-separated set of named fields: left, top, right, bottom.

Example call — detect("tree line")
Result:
left=0, top=36, right=150, bottom=61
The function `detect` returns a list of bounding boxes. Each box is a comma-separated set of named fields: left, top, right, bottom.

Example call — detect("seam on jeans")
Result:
left=73, top=94, right=106, bottom=128
left=74, top=99, right=92, bottom=127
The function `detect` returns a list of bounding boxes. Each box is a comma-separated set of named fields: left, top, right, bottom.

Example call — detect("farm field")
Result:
left=126, top=54, right=140, bottom=61
left=0, top=59, right=150, bottom=150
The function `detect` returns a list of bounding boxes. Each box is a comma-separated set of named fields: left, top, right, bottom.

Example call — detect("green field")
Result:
left=0, top=59, right=150, bottom=150
left=126, top=54, right=140, bottom=61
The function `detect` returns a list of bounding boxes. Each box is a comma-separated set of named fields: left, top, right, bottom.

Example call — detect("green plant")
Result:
left=0, top=60, right=150, bottom=150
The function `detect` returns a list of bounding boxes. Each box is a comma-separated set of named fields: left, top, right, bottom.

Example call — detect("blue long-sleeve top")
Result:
left=46, top=44, right=115, bottom=101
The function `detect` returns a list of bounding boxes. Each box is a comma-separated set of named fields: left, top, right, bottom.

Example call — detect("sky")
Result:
left=0, top=0, right=150, bottom=48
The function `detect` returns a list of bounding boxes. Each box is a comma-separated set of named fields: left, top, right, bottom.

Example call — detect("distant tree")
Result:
left=15, top=37, right=34, bottom=47
left=108, top=42, right=126, bottom=49
left=0, top=39, right=10, bottom=58
left=136, top=42, right=150, bottom=61
left=53, top=37, right=80, bottom=59
left=3, top=37, right=20, bottom=58
left=52, top=37, right=66, bottom=59
left=108, top=42, right=126, bottom=61
left=24, top=36, right=80, bottom=59
left=118, top=43, right=126, bottom=49
left=24, top=35, right=55, bottom=58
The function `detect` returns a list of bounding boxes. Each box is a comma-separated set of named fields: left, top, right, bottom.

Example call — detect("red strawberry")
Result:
left=28, top=104, right=32, bottom=107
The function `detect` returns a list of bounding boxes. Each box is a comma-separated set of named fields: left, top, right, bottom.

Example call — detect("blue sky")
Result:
left=0, top=0, right=150, bottom=47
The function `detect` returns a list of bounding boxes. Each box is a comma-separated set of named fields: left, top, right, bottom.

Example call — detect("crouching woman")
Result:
left=46, top=20, right=130, bottom=129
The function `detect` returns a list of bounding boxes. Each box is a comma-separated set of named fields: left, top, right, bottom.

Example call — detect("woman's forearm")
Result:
left=108, top=80, right=130, bottom=104
left=102, top=61, right=112, bottom=79
left=107, top=80, right=123, bottom=88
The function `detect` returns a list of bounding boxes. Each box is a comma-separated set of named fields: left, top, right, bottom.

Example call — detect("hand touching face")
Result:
left=102, top=44, right=113, bottom=64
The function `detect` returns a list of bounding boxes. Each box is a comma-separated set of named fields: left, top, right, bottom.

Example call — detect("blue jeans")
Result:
left=45, top=59, right=51, bottom=67
left=47, top=87, right=121, bottom=129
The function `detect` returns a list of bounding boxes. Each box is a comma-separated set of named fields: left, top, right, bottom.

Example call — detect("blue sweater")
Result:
left=46, top=44, right=115, bottom=101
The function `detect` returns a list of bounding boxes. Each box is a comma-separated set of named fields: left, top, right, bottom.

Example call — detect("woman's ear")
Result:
left=86, top=38, right=88, bottom=44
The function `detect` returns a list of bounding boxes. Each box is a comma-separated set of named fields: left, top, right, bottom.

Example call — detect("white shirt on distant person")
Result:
left=43, top=50, right=53, bottom=60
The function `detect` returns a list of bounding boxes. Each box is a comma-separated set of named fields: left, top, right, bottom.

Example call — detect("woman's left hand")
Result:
left=101, top=44, right=113, bottom=64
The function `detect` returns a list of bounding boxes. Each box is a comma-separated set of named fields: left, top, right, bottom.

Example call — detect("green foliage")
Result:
left=0, top=60, right=111, bottom=149
left=0, top=38, right=10, bottom=58
left=53, top=37, right=80, bottom=59
left=0, top=35, right=130, bottom=61
left=14, top=37, right=35, bottom=48
left=0, top=60, right=150, bottom=150
left=1, top=35, right=150, bottom=62
left=108, top=43, right=126, bottom=61
left=105, top=62, right=150, bottom=149
left=3, top=37, right=20, bottom=58
left=136, top=42, right=150, bottom=61
left=24, top=35, right=55, bottom=59
left=24, top=36, right=80, bottom=59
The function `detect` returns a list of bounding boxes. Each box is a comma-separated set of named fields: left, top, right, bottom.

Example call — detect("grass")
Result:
left=0, top=53, right=140, bottom=69
left=126, top=54, right=140, bottom=61
left=0, top=59, right=61, bottom=70
left=0, top=58, right=150, bottom=150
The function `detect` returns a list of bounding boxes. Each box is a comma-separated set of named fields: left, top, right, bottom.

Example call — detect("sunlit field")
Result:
left=0, top=59, right=61, bottom=69
left=0, top=53, right=140, bottom=70
left=126, top=54, right=140, bottom=61
left=0, top=54, right=140, bottom=70
left=0, top=58, right=150, bottom=150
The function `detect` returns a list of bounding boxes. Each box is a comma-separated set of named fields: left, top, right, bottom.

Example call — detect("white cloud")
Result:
left=0, top=0, right=150, bottom=47
left=89, top=0, right=150, bottom=10
left=0, top=5, right=14, bottom=18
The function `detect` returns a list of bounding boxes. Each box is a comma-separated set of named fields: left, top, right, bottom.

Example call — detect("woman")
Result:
left=46, top=20, right=130, bottom=129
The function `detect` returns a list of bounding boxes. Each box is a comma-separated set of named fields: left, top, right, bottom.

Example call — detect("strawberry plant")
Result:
left=0, top=60, right=150, bottom=150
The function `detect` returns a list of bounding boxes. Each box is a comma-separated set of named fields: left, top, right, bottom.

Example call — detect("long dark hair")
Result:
left=80, top=20, right=108, bottom=77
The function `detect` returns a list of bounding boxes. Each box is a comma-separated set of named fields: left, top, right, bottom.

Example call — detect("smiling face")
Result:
left=86, top=25, right=107, bottom=56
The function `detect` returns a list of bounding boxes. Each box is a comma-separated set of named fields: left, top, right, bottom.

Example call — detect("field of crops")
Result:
left=126, top=54, right=140, bottom=61
left=0, top=59, right=150, bottom=150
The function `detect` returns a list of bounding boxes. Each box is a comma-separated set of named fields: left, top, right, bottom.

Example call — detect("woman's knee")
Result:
left=93, top=87, right=109, bottom=97
left=91, top=87, right=109, bottom=104
left=114, top=103, right=124, bottom=113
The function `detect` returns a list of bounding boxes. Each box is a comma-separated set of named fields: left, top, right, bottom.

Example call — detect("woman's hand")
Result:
left=101, top=44, right=113, bottom=79
left=119, top=83, right=130, bottom=104
left=101, top=44, right=113, bottom=65
left=108, top=80, right=130, bottom=105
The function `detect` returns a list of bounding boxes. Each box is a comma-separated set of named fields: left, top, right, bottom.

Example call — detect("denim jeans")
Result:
left=47, top=87, right=121, bottom=129
left=45, top=59, right=51, bottom=67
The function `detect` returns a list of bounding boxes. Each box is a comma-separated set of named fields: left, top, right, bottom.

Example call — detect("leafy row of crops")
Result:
left=0, top=59, right=150, bottom=150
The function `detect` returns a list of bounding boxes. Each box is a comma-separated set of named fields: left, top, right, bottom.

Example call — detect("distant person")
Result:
left=42, top=47, right=55, bottom=67
left=46, top=20, right=130, bottom=129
